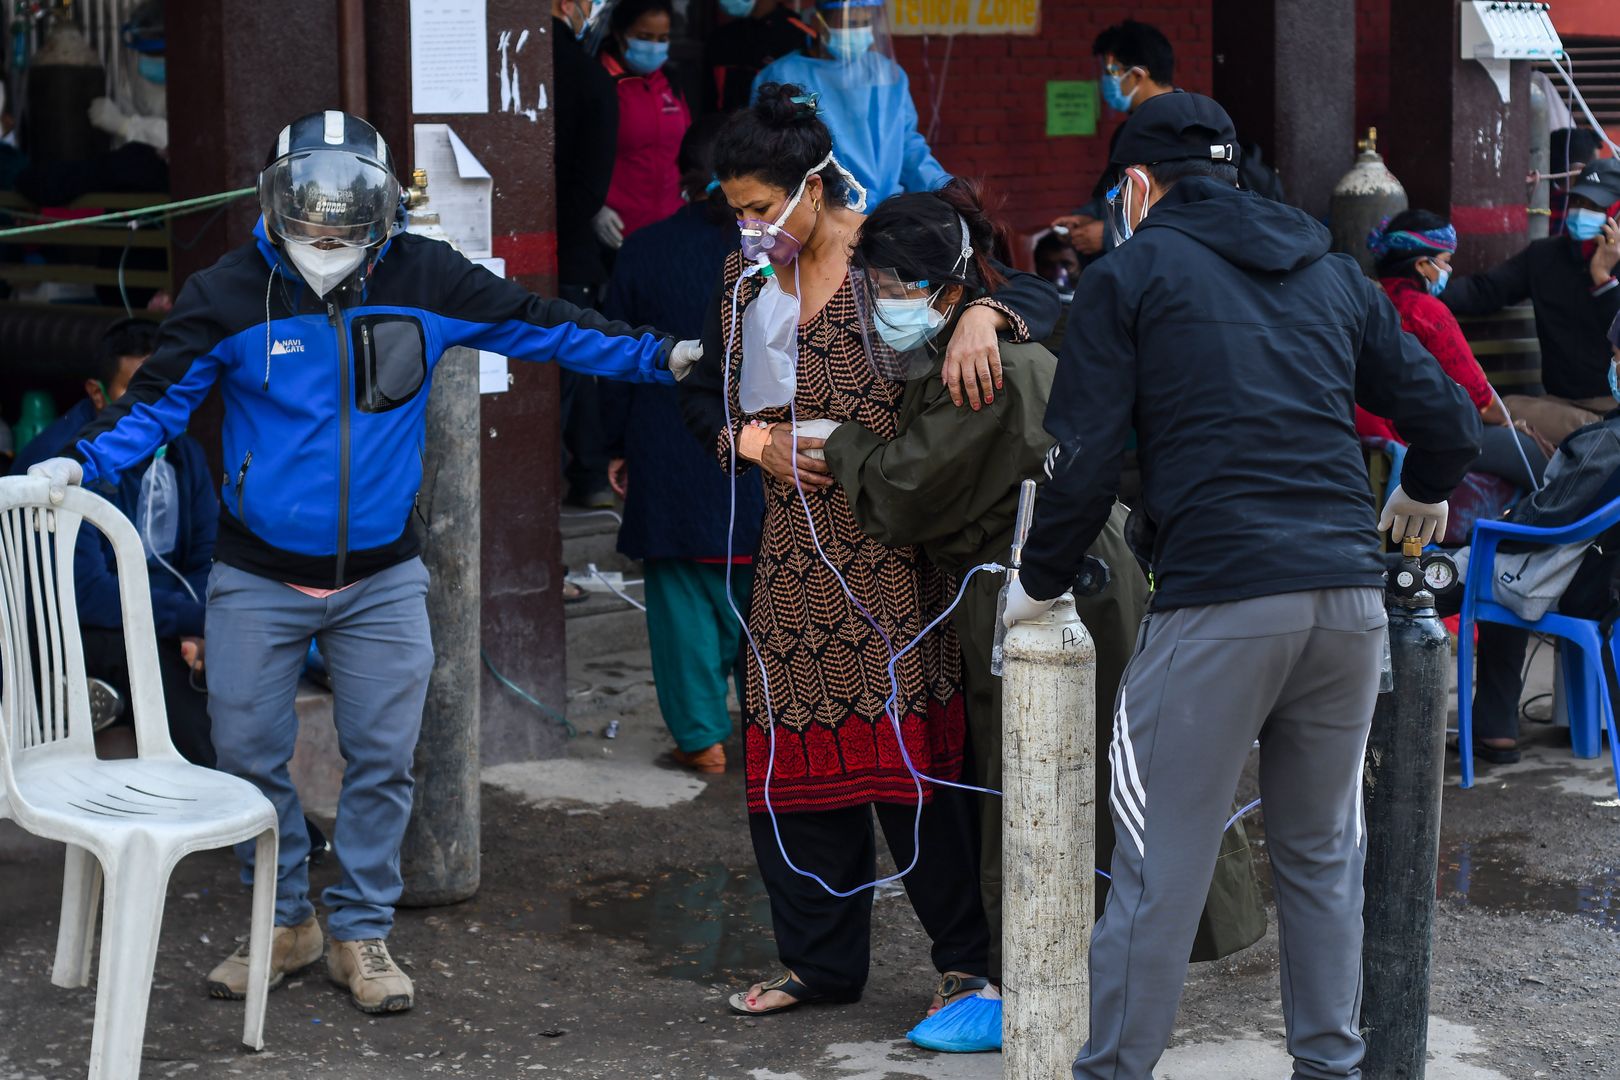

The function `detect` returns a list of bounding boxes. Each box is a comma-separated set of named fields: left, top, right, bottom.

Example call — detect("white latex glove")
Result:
left=790, top=418, right=840, bottom=461
left=1001, top=574, right=1056, bottom=628
left=88, top=97, right=127, bottom=136
left=669, top=339, right=702, bottom=381
left=1378, top=484, right=1450, bottom=547
left=592, top=206, right=625, bottom=250
left=28, top=457, right=83, bottom=506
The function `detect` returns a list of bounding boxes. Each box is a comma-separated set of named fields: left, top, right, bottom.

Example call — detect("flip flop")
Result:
left=726, top=972, right=860, bottom=1016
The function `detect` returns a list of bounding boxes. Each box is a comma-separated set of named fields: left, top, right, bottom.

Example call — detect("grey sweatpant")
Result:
left=1073, top=587, right=1386, bottom=1080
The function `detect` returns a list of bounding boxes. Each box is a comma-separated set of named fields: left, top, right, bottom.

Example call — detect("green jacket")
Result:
left=825, top=336, right=1265, bottom=967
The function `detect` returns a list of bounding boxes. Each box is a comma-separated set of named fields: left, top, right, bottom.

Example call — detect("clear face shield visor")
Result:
left=850, top=265, right=956, bottom=382
left=813, top=0, right=896, bottom=79
left=1104, top=167, right=1150, bottom=248
left=259, top=149, right=401, bottom=250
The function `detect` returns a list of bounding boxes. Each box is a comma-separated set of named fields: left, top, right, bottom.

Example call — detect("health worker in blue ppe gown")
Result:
left=750, top=0, right=947, bottom=206
left=28, top=110, right=702, bottom=1020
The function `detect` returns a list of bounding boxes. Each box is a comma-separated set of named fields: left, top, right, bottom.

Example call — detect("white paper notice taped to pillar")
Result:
left=473, top=257, right=510, bottom=394
left=413, top=124, right=494, bottom=259
left=410, top=0, right=490, bottom=114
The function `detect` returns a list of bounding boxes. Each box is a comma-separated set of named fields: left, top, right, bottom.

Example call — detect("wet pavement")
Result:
left=1, top=646, right=1617, bottom=1078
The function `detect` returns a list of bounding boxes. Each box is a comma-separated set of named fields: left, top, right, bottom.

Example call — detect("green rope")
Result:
left=0, top=186, right=256, bottom=240
left=481, top=648, right=577, bottom=737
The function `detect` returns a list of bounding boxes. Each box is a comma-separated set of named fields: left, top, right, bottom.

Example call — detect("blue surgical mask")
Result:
left=874, top=293, right=947, bottom=352
left=1568, top=208, right=1607, bottom=242
left=623, top=38, right=669, bottom=75
left=825, top=25, right=874, bottom=62
left=137, top=54, right=165, bottom=85
left=1100, top=72, right=1135, bottom=113
left=1609, top=361, right=1619, bottom=403
left=1427, top=264, right=1451, bottom=298
left=720, top=0, right=756, bottom=16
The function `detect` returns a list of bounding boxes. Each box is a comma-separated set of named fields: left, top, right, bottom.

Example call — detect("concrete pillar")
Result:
left=1384, top=1, right=1531, bottom=273
left=1001, top=595, right=1095, bottom=1076
left=367, top=0, right=571, bottom=765
left=400, top=347, right=482, bottom=906
left=1213, top=0, right=1356, bottom=219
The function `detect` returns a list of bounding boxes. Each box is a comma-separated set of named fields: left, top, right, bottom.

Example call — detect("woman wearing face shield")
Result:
left=750, top=0, right=945, bottom=208
left=676, top=84, right=1060, bottom=1023
left=815, top=179, right=1265, bottom=1052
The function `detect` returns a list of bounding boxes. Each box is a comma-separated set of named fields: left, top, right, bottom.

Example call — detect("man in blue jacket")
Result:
left=11, top=319, right=214, bottom=765
left=29, top=110, right=701, bottom=1017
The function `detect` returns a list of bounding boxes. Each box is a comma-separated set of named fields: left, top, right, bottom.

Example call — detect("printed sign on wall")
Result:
left=889, top=0, right=1039, bottom=36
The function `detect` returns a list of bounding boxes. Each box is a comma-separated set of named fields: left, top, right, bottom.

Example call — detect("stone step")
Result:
left=566, top=597, right=649, bottom=662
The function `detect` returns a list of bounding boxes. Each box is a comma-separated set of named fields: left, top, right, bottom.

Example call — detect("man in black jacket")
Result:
left=1001, top=94, right=1482, bottom=1079
left=1445, top=157, right=1620, bottom=445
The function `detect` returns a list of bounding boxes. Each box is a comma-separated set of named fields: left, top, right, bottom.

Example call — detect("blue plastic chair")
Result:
left=1458, top=498, right=1620, bottom=797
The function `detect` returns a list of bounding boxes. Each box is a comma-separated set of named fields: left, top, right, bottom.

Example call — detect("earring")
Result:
left=813, top=199, right=821, bottom=212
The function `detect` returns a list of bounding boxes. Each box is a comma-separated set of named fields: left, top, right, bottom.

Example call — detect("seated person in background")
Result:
left=1444, top=158, right=1620, bottom=446
left=10, top=319, right=214, bottom=765
left=1444, top=316, right=1620, bottom=764
left=1357, top=211, right=1549, bottom=490
left=751, top=0, right=947, bottom=206
left=1033, top=230, right=1079, bottom=297
left=1032, top=230, right=1079, bottom=354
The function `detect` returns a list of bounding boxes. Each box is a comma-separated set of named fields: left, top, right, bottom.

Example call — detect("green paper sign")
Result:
left=1047, top=80, right=1098, bottom=138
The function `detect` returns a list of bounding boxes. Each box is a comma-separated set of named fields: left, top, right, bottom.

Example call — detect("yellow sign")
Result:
left=889, top=0, right=1039, bottom=36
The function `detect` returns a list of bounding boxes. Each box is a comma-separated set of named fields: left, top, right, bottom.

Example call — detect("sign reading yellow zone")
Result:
left=888, top=0, right=1039, bottom=36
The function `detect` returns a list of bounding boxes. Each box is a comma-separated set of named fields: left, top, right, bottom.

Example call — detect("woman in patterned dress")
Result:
left=678, top=83, right=1060, bottom=1019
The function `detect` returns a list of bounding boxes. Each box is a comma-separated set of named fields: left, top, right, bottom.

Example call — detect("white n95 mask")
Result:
left=285, top=244, right=367, bottom=297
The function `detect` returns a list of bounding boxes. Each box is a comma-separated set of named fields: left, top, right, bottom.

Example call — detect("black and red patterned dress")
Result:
left=712, top=250, right=965, bottom=814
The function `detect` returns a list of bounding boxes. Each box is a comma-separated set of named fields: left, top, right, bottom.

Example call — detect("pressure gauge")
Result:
left=1423, top=559, right=1457, bottom=593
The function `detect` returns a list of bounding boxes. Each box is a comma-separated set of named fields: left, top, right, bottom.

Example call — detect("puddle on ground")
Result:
left=500, top=865, right=778, bottom=982
left=1437, top=836, right=1620, bottom=931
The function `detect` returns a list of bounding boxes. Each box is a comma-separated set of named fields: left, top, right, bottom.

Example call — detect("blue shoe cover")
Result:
left=906, top=988, right=1002, bottom=1053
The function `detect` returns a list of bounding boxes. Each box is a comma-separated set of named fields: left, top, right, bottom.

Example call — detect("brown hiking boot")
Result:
left=328, top=938, right=415, bottom=1014
left=206, top=916, right=323, bottom=999
left=672, top=743, right=726, bottom=773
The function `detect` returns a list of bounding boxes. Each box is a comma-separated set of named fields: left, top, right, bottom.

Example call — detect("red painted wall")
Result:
left=891, top=0, right=1214, bottom=235
left=1552, top=0, right=1618, bottom=38
left=1355, top=0, right=1390, bottom=137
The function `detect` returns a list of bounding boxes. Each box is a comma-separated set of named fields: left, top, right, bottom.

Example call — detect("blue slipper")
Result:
left=907, top=985, right=1002, bottom=1053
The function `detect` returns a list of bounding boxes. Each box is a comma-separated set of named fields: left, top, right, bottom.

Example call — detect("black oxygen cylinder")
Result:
left=1361, top=540, right=1453, bottom=1079
left=24, top=14, right=108, bottom=166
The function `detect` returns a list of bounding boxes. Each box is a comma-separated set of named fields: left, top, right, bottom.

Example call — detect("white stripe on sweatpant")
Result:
left=1110, top=689, right=1147, bottom=857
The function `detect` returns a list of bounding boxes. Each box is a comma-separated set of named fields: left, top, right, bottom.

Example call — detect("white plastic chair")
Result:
left=0, top=477, right=278, bottom=1079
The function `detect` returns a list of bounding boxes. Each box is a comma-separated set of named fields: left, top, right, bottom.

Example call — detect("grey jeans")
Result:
left=1074, top=587, right=1386, bottom=1080
left=206, top=558, right=434, bottom=940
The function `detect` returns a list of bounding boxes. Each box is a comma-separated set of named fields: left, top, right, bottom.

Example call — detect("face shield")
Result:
left=259, top=148, right=401, bottom=252
left=813, top=0, right=898, bottom=86
left=851, top=266, right=960, bottom=382
left=1104, top=167, right=1151, bottom=247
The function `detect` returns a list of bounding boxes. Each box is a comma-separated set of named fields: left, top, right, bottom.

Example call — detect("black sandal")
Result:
left=726, top=972, right=860, bottom=1016
left=928, top=972, right=990, bottom=1015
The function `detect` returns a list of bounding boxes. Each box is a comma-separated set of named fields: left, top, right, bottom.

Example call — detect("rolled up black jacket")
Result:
left=1022, top=177, right=1483, bottom=610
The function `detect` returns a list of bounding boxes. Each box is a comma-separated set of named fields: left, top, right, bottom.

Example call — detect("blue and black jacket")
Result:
left=70, top=221, right=675, bottom=588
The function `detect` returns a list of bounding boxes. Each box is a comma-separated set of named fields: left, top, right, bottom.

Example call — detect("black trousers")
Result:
left=1473, top=423, right=1548, bottom=490
left=558, top=282, right=610, bottom=500
left=1435, top=592, right=1530, bottom=743
left=81, top=626, right=214, bottom=767
left=749, top=787, right=991, bottom=997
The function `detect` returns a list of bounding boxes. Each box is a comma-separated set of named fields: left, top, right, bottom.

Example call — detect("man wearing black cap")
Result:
left=999, top=93, right=1482, bottom=1078
left=1445, top=156, right=1620, bottom=445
